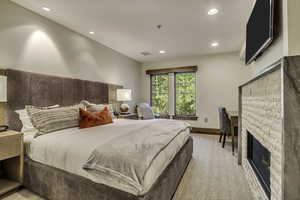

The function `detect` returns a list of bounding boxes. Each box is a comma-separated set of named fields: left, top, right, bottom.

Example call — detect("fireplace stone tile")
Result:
left=283, top=56, right=300, bottom=200
left=240, top=56, right=300, bottom=200
left=241, top=65, right=282, bottom=200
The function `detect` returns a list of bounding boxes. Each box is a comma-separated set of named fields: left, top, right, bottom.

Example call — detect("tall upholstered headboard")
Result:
left=2, top=69, right=122, bottom=131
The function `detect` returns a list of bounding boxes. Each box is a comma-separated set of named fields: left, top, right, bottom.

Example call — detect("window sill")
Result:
left=155, top=114, right=171, bottom=119
left=154, top=114, right=198, bottom=121
left=173, top=115, right=198, bottom=121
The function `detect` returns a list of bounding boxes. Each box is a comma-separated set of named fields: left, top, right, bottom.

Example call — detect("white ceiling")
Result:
left=11, top=0, right=254, bottom=63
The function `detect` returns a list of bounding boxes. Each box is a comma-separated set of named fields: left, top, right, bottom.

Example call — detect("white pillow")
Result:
left=16, top=109, right=38, bottom=137
left=80, top=100, right=115, bottom=118
left=15, top=105, right=59, bottom=136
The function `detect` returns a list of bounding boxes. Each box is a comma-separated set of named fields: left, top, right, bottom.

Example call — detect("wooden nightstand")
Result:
left=117, top=113, right=139, bottom=120
left=0, top=130, right=23, bottom=196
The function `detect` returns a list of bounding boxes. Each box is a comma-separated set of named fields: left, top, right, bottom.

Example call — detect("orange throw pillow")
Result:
left=79, top=107, right=113, bottom=129
left=95, top=106, right=113, bottom=123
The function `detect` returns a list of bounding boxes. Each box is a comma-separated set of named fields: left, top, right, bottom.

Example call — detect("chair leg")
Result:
left=231, top=126, right=235, bottom=155
left=232, top=135, right=235, bottom=155
left=222, top=132, right=226, bottom=148
left=219, top=132, right=223, bottom=143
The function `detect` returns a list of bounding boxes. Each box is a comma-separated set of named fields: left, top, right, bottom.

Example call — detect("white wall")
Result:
left=286, top=0, right=300, bottom=56
left=250, top=36, right=283, bottom=75
left=142, top=52, right=253, bottom=129
left=0, top=0, right=142, bottom=109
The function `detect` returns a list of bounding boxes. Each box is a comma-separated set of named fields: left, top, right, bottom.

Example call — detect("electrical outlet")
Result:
left=204, top=118, right=208, bottom=123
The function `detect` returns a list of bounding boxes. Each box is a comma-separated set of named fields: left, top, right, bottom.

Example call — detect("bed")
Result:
left=5, top=69, right=193, bottom=200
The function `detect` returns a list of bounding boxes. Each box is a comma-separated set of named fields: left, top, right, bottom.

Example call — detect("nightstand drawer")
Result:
left=0, top=134, right=21, bottom=161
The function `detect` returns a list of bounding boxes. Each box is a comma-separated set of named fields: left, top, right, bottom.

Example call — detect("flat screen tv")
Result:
left=246, top=0, right=274, bottom=65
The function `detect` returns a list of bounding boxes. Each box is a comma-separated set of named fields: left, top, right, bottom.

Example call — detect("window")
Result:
left=175, top=72, right=196, bottom=116
left=151, top=74, right=169, bottom=114
left=148, top=66, right=197, bottom=119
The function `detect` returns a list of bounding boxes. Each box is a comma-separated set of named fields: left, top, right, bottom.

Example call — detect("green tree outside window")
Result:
left=175, top=72, right=196, bottom=116
left=151, top=74, right=169, bottom=114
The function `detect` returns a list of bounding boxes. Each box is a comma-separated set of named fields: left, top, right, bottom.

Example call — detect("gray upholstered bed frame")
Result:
left=4, top=69, right=122, bottom=131
left=4, top=69, right=193, bottom=200
left=24, top=138, right=193, bottom=200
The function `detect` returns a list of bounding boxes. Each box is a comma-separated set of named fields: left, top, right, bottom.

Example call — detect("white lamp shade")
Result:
left=117, top=89, right=132, bottom=101
left=0, top=76, right=7, bottom=103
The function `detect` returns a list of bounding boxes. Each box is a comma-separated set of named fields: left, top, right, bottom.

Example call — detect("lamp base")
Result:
left=120, top=112, right=130, bottom=115
left=120, top=104, right=130, bottom=113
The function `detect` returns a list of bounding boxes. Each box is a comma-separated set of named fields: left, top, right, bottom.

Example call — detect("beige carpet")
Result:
left=172, top=135, right=253, bottom=200
left=2, top=135, right=253, bottom=200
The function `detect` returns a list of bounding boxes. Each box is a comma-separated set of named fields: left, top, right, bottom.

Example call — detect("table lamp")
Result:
left=117, top=89, right=132, bottom=113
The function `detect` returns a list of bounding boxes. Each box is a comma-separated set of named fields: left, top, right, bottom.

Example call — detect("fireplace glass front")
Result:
left=247, top=131, right=271, bottom=199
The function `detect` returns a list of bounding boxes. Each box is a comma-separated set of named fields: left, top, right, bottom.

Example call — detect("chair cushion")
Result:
left=137, top=103, right=154, bottom=120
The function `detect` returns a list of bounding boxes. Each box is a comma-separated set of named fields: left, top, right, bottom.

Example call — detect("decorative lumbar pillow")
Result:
left=80, top=100, right=115, bottom=117
left=27, top=104, right=82, bottom=137
left=16, top=105, right=59, bottom=136
left=79, top=107, right=113, bottom=129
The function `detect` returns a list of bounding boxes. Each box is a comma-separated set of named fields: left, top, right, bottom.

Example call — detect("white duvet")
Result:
left=25, top=119, right=190, bottom=195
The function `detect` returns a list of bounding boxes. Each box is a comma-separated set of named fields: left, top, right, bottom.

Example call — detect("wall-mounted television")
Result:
left=246, top=0, right=274, bottom=65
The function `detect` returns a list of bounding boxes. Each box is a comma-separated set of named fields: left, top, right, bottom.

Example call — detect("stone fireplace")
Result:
left=238, top=56, right=300, bottom=200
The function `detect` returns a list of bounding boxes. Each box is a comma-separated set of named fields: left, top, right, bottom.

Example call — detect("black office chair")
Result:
left=218, top=107, right=231, bottom=148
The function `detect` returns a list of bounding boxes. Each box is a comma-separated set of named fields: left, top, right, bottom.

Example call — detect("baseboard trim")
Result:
left=191, top=127, right=220, bottom=135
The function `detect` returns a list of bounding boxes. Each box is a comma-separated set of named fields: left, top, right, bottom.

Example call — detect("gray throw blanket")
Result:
left=83, top=120, right=190, bottom=192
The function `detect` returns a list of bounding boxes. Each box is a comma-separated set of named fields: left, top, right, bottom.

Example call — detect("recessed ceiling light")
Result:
left=42, top=7, right=51, bottom=12
left=89, top=31, right=95, bottom=35
left=211, top=42, right=219, bottom=47
left=159, top=50, right=166, bottom=54
left=208, top=8, right=218, bottom=15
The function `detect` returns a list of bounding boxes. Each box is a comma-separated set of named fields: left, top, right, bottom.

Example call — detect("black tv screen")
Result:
left=246, top=0, right=274, bottom=65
